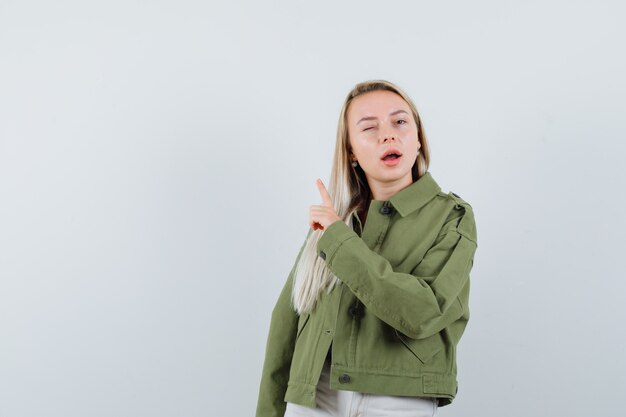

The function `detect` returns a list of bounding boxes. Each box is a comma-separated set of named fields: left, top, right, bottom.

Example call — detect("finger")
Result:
left=316, top=178, right=333, bottom=207
left=309, top=219, right=323, bottom=231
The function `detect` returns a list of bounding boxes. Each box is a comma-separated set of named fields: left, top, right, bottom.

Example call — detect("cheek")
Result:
left=357, top=148, right=379, bottom=166
left=405, top=142, right=421, bottom=162
left=409, top=133, right=420, bottom=149
left=353, top=136, right=376, bottom=151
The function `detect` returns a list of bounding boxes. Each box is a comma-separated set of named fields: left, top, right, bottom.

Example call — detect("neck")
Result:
left=367, top=173, right=413, bottom=201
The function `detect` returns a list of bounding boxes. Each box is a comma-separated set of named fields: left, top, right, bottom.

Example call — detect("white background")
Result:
left=1, top=1, right=624, bottom=416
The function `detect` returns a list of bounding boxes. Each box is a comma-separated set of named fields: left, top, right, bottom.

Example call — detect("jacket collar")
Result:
left=351, top=171, right=442, bottom=228
left=388, top=171, right=441, bottom=217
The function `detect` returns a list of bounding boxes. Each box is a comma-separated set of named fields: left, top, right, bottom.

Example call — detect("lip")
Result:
left=381, top=154, right=402, bottom=167
left=380, top=148, right=403, bottom=159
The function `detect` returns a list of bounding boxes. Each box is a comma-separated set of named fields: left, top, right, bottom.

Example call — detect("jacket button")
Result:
left=379, top=205, right=392, bottom=215
left=319, top=251, right=326, bottom=260
left=339, top=373, right=351, bottom=384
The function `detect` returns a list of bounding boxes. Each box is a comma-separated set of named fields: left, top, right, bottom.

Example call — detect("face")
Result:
left=346, top=90, right=421, bottom=186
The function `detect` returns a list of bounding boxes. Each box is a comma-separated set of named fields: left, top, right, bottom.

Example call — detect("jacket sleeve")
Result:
left=317, top=204, right=477, bottom=340
left=255, top=229, right=311, bottom=417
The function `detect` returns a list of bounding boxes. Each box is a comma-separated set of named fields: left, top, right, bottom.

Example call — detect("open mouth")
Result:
left=381, top=153, right=402, bottom=166
left=382, top=153, right=401, bottom=161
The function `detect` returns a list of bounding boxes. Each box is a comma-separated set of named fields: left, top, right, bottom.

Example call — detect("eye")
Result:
left=363, top=126, right=375, bottom=131
left=397, top=119, right=407, bottom=125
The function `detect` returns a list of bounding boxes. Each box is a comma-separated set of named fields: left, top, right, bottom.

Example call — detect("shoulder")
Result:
left=433, top=190, right=477, bottom=245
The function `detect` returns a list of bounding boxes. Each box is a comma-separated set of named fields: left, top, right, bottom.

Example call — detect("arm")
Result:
left=317, top=205, right=477, bottom=340
left=255, top=230, right=311, bottom=417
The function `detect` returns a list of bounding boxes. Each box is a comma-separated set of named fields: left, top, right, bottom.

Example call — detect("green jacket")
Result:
left=256, top=172, right=478, bottom=417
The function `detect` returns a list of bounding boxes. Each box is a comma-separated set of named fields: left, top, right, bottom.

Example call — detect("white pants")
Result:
left=284, top=359, right=438, bottom=417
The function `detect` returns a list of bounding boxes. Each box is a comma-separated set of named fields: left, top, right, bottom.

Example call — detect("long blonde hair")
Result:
left=291, top=79, right=431, bottom=315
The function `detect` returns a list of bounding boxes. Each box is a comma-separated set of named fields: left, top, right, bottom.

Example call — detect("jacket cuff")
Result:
left=317, top=220, right=358, bottom=263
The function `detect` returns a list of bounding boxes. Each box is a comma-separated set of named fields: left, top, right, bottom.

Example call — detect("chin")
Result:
left=374, top=170, right=412, bottom=182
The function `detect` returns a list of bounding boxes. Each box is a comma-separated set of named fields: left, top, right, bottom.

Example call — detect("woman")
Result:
left=256, top=80, right=478, bottom=417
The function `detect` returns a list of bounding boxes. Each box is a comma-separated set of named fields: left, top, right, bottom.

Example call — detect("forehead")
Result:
left=347, top=90, right=410, bottom=123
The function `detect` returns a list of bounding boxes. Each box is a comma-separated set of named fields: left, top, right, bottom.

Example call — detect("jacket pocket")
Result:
left=394, top=329, right=444, bottom=364
left=295, top=313, right=310, bottom=342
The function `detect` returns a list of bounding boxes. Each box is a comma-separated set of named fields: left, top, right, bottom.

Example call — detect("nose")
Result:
left=379, top=123, right=397, bottom=142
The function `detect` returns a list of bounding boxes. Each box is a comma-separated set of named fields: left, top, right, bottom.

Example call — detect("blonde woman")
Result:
left=255, top=80, right=478, bottom=417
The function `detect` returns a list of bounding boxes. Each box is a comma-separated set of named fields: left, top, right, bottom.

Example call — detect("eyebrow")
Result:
left=356, top=110, right=410, bottom=125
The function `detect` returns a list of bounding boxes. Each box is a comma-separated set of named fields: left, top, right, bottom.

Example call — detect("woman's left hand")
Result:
left=310, top=178, right=342, bottom=231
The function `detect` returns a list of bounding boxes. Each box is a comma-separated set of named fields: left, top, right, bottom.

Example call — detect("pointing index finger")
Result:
left=316, top=178, right=333, bottom=206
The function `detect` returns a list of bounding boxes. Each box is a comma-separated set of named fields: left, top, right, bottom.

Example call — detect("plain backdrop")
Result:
left=1, top=1, right=625, bottom=416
